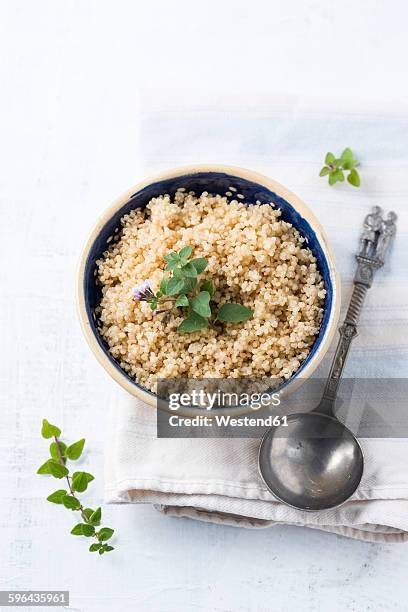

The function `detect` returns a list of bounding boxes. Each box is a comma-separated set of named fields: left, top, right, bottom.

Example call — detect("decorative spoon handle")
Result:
left=318, top=207, right=397, bottom=413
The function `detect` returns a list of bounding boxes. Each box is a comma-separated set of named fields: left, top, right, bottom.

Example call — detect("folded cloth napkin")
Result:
left=105, top=94, right=408, bottom=542
left=105, top=392, right=408, bottom=543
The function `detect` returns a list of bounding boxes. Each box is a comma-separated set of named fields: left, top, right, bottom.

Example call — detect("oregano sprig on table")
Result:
left=133, top=246, right=253, bottom=333
left=37, top=419, right=114, bottom=555
left=319, top=147, right=360, bottom=187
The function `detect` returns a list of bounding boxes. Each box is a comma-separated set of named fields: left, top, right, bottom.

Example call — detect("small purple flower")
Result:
left=133, top=280, right=155, bottom=302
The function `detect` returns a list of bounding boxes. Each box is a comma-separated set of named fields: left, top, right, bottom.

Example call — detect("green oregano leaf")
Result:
left=175, top=295, right=189, bottom=308
left=165, top=260, right=179, bottom=272
left=177, top=311, right=209, bottom=333
left=62, top=495, right=81, bottom=510
left=71, top=471, right=94, bottom=493
left=48, top=460, right=69, bottom=478
left=89, top=543, right=102, bottom=552
left=200, top=280, right=214, bottom=297
left=71, top=523, right=95, bottom=537
left=166, top=277, right=185, bottom=296
left=160, top=278, right=169, bottom=294
left=347, top=168, right=361, bottom=187
left=328, top=172, right=337, bottom=186
left=164, top=251, right=179, bottom=262
left=98, top=527, right=114, bottom=541
left=65, top=439, right=85, bottom=461
left=325, top=152, right=335, bottom=165
left=341, top=147, right=353, bottom=160
left=89, top=507, right=102, bottom=526
left=181, top=262, right=198, bottom=278
left=190, top=291, right=211, bottom=318
left=190, top=257, right=208, bottom=274
left=37, top=459, right=69, bottom=479
left=41, top=419, right=61, bottom=439
left=179, top=277, right=197, bottom=294
left=178, top=246, right=192, bottom=259
left=49, top=441, right=66, bottom=461
left=216, top=303, right=253, bottom=323
left=82, top=524, right=95, bottom=537
left=46, top=489, right=67, bottom=504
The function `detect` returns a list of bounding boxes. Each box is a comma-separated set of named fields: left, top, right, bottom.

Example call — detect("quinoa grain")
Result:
left=96, top=191, right=325, bottom=392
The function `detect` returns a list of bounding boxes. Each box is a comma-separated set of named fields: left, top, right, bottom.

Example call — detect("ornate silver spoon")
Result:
left=258, top=207, right=397, bottom=511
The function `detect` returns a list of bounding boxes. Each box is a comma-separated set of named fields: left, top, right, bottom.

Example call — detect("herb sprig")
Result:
left=37, top=419, right=114, bottom=555
left=320, top=148, right=360, bottom=187
left=133, top=246, right=253, bottom=333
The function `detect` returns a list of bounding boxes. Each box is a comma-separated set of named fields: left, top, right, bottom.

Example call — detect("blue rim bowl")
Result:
left=77, top=165, right=341, bottom=408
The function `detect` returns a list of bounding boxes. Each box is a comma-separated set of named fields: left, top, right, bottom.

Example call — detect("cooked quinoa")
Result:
left=96, top=190, right=326, bottom=392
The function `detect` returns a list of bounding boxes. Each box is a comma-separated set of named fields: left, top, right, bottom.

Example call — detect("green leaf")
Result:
left=166, top=276, right=185, bottom=296
left=66, top=439, right=85, bottom=461
left=82, top=508, right=94, bottom=521
left=89, top=507, right=102, bottom=526
left=328, top=172, right=337, bottom=186
left=335, top=169, right=345, bottom=182
left=181, top=262, right=198, bottom=278
left=71, top=471, right=94, bottom=493
left=179, top=277, right=197, bottom=295
left=104, top=545, right=114, bottom=552
left=347, top=168, right=361, bottom=187
left=341, top=159, right=354, bottom=170
left=172, top=267, right=183, bottom=279
left=89, top=543, right=102, bottom=552
left=200, top=280, right=214, bottom=297
left=49, top=460, right=69, bottom=478
left=71, top=523, right=95, bottom=537
left=190, top=258, right=208, bottom=274
left=164, top=251, right=179, bottom=262
left=37, top=459, right=69, bottom=479
left=178, top=246, right=192, bottom=259
left=41, top=419, right=61, bottom=439
left=150, top=299, right=158, bottom=310
left=216, top=303, right=253, bottom=323
left=99, top=548, right=105, bottom=555
left=159, top=278, right=169, bottom=294
left=62, top=495, right=81, bottom=510
left=37, top=460, right=52, bottom=475
left=46, top=489, right=67, bottom=504
left=165, top=260, right=179, bottom=272
left=190, top=291, right=211, bottom=318
left=82, top=524, right=95, bottom=536
left=175, top=295, right=189, bottom=308
left=177, top=311, right=209, bottom=333
left=319, top=166, right=330, bottom=177
left=98, top=527, right=114, bottom=541
left=49, top=441, right=66, bottom=461
left=325, top=152, right=335, bottom=165
left=341, top=147, right=353, bottom=160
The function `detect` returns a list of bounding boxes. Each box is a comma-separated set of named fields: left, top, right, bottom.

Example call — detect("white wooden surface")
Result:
left=1, top=1, right=408, bottom=610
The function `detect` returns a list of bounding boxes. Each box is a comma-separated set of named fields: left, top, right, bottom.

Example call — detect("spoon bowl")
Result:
left=258, top=412, right=364, bottom=511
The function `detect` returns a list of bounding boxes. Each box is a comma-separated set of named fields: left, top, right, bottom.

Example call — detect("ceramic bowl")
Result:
left=77, top=165, right=341, bottom=407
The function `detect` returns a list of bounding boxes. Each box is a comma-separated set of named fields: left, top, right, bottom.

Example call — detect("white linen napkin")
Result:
left=105, top=94, right=408, bottom=542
